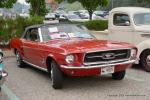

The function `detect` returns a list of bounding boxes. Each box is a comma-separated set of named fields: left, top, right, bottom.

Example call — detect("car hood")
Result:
left=45, top=39, right=134, bottom=54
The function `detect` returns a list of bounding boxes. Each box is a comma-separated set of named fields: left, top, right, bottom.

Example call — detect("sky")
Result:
left=17, top=0, right=29, bottom=5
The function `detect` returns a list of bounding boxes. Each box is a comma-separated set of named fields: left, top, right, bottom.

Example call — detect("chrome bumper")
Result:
left=0, top=71, right=8, bottom=85
left=61, top=60, right=136, bottom=69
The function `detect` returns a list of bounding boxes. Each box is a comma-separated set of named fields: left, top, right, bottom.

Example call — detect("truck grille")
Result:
left=84, top=49, right=131, bottom=65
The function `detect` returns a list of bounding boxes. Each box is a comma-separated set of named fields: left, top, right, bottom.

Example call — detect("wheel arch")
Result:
left=139, top=49, right=150, bottom=61
left=46, top=56, right=56, bottom=72
left=14, top=48, right=17, bottom=55
left=136, top=40, right=150, bottom=63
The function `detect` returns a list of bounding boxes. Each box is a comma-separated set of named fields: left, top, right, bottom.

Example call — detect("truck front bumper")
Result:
left=0, top=70, right=8, bottom=86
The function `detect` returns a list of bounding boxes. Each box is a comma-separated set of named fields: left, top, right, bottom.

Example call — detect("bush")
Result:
left=84, top=20, right=108, bottom=31
left=0, top=16, right=44, bottom=46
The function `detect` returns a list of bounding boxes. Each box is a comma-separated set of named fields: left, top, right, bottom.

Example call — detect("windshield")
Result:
left=134, top=13, right=150, bottom=25
left=68, top=15, right=80, bottom=19
left=41, top=25, right=95, bottom=41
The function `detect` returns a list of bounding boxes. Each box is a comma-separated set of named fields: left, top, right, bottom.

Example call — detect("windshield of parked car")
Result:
left=41, top=25, right=95, bottom=41
left=134, top=13, right=150, bottom=25
left=68, top=15, right=80, bottom=19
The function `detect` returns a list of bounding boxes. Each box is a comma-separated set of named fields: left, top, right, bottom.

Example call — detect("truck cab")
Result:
left=108, top=7, right=150, bottom=72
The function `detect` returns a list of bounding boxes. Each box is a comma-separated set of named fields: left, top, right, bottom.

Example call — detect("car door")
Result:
left=22, top=28, right=40, bottom=65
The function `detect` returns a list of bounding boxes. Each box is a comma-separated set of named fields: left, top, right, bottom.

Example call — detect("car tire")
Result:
left=140, top=50, right=150, bottom=72
left=112, top=70, right=126, bottom=80
left=50, top=60, right=63, bottom=89
left=15, top=51, right=25, bottom=68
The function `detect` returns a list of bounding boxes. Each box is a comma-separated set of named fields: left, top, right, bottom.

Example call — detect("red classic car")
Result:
left=10, top=24, right=137, bottom=89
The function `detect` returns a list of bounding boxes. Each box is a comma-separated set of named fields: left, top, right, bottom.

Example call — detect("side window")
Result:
left=24, top=28, right=40, bottom=42
left=113, top=14, right=130, bottom=26
left=23, top=30, right=30, bottom=40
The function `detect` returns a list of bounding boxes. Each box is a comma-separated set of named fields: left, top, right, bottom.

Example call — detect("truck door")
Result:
left=108, top=13, right=134, bottom=44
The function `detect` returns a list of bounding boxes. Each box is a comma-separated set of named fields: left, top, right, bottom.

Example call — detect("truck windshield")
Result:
left=134, top=13, right=150, bottom=25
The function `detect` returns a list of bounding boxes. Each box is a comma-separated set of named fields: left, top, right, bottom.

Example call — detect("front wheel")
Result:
left=50, top=60, right=63, bottom=89
left=140, top=50, right=150, bottom=72
left=15, top=51, right=25, bottom=68
left=112, top=70, right=126, bottom=80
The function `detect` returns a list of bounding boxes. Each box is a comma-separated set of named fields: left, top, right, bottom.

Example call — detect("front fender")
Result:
left=47, top=53, right=66, bottom=65
left=137, top=40, right=150, bottom=59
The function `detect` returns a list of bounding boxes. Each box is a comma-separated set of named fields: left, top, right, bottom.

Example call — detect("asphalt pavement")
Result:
left=1, top=50, right=150, bottom=100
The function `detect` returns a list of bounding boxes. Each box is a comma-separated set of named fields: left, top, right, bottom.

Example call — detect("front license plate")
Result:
left=101, top=66, right=114, bottom=75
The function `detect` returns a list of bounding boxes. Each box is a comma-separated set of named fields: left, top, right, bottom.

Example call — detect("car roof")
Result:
left=26, top=22, right=81, bottom=29
left=110, top=7, right=150, bottom=15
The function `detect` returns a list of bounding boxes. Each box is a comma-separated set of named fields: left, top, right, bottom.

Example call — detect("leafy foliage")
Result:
left=108, top=0, right=150, bottom=9
left=84, top=20, right=108, bottom=31
left=0, top=0, right=17, bottom=8
left=0, top=16, right=43, bottom=45
left=26, top=0, right=48, bottom=16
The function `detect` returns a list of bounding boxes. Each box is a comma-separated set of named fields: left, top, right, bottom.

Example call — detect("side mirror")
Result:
left=125, top=21, right=130, bottom=26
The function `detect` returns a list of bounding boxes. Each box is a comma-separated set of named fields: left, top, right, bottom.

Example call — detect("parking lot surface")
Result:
left=1, top=50, right=150, bottom=100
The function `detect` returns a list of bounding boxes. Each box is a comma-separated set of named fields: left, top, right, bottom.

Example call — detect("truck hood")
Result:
left=135, top=26, right=150, bottom=33
left=45, top=39, right=133, bottom=54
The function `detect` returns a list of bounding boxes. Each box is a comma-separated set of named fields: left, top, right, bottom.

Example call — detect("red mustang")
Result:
left=10, top=24, right=137, bottom=89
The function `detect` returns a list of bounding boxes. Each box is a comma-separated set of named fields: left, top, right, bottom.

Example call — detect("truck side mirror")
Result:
left=125, top=21, right=130, bottom=26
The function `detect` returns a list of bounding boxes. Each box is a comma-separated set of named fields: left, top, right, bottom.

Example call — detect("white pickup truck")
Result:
left=108, top=7, right=150, bottom=72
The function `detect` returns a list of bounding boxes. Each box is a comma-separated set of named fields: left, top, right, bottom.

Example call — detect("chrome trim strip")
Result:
left=86, top=53, right=126, bottom=59
left=38, top=28, right=43, bottom=42
left=84, top=59, right=129, bottom=65
left=23, top=60, right=48, bottom=72
left=84, top=48, right=131, bottom=53
left=60, top=60, right=135, bottom=69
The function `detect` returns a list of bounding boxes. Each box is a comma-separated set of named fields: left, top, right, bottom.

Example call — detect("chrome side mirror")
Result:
left=125, top=21, right=130, bottom=26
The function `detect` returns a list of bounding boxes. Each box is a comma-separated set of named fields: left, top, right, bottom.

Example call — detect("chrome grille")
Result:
left=84, top=49, right=131, bottom=65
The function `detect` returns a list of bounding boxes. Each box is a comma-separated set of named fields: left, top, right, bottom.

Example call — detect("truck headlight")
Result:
left=65, top=55, right=75, bottom=64
left=0, top=54, right=3, bottom=63
left=130, top=49, right=137, bottom=59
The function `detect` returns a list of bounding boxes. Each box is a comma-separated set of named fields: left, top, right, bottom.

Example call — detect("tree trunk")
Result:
left=88, top=10, right=93, bottom=20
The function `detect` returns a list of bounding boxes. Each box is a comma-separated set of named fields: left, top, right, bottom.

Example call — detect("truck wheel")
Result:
left=15, top=51, right=25, bottom=68
left=112, top=70, right=126, bottom=80
left=140, top=50, right=150, bottom=72
left=50, top=60, right=63, bottom=89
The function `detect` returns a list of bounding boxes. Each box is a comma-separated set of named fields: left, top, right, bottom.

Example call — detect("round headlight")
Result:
left=130, top=49, right=137, bottom=59
left=65, top=55, right=74, bottom=64
left=0, top=54, right=3, bottom=63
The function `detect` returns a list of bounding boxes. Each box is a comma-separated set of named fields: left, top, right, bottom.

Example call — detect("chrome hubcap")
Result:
left=146, top=55, right=150, bottom=67
left=16, top=52, right=20, bottom=65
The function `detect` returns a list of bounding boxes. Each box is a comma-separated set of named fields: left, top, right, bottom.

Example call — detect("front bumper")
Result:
left=0, top=70, right=8, bottom=86
left=60, top=60, right=135, bottom=76
left=61, top=60, right=136, bottom=69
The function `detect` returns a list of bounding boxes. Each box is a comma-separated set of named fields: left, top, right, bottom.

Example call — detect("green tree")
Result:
left=0, top=0, right=17, bottom=8
left=26, top=0, right=48, bottom=16
left=135, top=0, right=150, bottom=7
left=57, top=0, right=108, bottom=20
